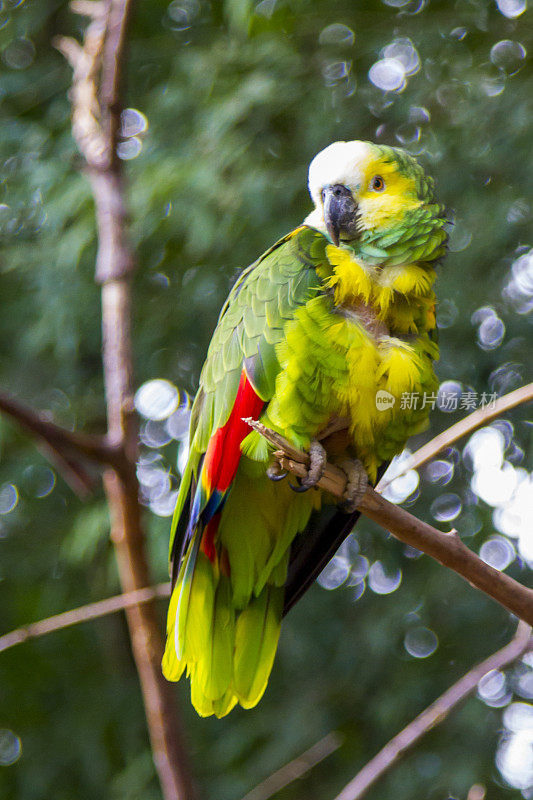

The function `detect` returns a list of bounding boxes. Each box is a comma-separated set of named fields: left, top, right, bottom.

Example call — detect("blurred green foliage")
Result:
left=0, top=0, right=532, bottom=798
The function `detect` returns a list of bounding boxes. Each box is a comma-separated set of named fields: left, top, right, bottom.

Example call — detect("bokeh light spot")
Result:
left=497, top=703, right=533, bottom=792
left=478, top=669, right=510, bottom=707
left=368, top=561, right=402, bottom=594
left=425, top=459, right=454, bottom=485
left=404, top=626, right=438, bottom=658
left=382, top=38, right=420, bottom=75
left=167, top=0, right=199, bottom=29
left=120, top=108, right=148, bottom=138
left=496, top=0, right=527, bottom=17
left=472, top=462, right=518, bottom=507
left=0, top=484, right=18, bottom=515
left=435, top=298, right=458, bottom=328
left=317, top=556, right=350, bottom=590
left=430, top=493, right=462, bottom=522
left=319, top=23, right=355, bottom=47
left=0, top=729, right=22, bottom=765
left=117, top=137, right=142, bottom=160
left=479, top=536, right=516, bottom=571
left=23, top=465, right=56, bottom=499
left=369, top=58, right=406, bottom=92
left=2, top=38, right=35, bottom=70
left=477, top=314, right=505, bottom=350
left=437, top=380, right=462, bottom=412
left=135, top=379, right=179, bottom=421
left=490, top=40, right=527, bottom=74
left=464, top=427, right=505, bottom=471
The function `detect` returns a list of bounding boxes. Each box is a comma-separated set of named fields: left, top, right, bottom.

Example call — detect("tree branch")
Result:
left=333, top=621, right=532, bottom=800
left=0, top=388, right=124, bottom=498
left=58, top=3, right=197, bottom=798
left=0, top=583, right=171, bottom=654
left=246, top=420, right=533, bottom=626
left=0, top=390, right=120, bottom=467
left=378, top=382, right=533, bottom=491
left=35, top=441, right=96, bottom=499
left=241, top=733, right=344, bottom=800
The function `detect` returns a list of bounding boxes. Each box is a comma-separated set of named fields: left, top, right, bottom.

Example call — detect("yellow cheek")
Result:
left=358, top=193, right=422, bottom=230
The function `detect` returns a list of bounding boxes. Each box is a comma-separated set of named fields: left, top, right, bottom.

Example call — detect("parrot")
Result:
left=162, top=140, right=447, bottom=717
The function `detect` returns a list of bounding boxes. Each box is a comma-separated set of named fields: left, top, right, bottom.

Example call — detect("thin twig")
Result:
left=0, top=583, right=171, bottom=654
left=333, top=621, right=532, bottom=800
left=246, top=420, right=533, bottom=626
left=241, top=733, right=344, bottom=800
left=378, top=382, right=533, bottom=491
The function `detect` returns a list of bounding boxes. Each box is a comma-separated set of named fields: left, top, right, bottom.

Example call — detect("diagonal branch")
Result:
left=0, top=389, right=125, bottom=497
left=333, top=621, right=532, bottom=800
left=0, top=391, right=120, bottom=465
left=0, top=583, right=171, bottom=654
left=246, top=420, right=533, bottom=626
left=241, top=733, right=344, bottom=800
left=378, top=382, right=533, bottom=491
left=35, top=441, right=96, bottom=499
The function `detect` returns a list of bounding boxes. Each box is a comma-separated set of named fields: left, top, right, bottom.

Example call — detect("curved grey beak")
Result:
left=322, top=184, right=359, bottom=246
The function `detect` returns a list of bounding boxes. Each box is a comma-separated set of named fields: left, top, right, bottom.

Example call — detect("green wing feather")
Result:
left=168, top=226, right=329, bottom=563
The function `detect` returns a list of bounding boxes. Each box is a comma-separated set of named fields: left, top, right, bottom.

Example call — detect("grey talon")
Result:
left=269, top=471, right=288, bottom=482
left=339, top=458, right=368, bottom=513
left=289, top=481, right=311, bottom=493
left=299, top=439, right=327, bottom=490
left=267, top=463, right=287, bottom=482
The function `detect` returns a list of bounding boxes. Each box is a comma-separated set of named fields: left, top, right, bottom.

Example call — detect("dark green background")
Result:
left=0, top=0, right=532, bottom=797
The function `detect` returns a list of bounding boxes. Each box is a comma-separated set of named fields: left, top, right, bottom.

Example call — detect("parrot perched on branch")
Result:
left=163, top=140, right=447, bottom=717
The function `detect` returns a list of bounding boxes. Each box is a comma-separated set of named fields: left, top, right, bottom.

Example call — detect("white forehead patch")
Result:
left=308, top=140, right=373, bottom=206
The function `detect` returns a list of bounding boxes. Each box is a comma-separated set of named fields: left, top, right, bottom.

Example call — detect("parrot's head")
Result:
left=304, top=140, right=445, bottom=258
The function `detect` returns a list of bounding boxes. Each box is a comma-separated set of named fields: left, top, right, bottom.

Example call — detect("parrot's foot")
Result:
left=338, top=459, right=368, bottom=513
left=290, top=439, right=327, bottom=493
left=267, top=462, right=287, bottom=482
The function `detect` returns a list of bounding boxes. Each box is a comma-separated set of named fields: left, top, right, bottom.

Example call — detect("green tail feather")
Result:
left=233, top=584, right=284, bottom=709
left=162, top=581, right=186, bottom=682
left=197, top=574, right=235, bottom=702
left=177, top=546, right=214, bottom=663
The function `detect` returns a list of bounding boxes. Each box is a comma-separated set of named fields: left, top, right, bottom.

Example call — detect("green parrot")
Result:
left=162, top=140, right=447, bottom=717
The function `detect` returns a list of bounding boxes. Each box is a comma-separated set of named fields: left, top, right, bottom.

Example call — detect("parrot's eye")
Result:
left=370, top=175, right=385, bottom=192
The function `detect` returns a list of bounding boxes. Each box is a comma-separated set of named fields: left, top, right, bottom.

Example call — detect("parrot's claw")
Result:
left=289, top=439, right=327, bottom=493
left=289, top=481, right=311, bottom=493
left=267, top=463, right=287, bottom=482
left=338, top=458, right=368, bottom=513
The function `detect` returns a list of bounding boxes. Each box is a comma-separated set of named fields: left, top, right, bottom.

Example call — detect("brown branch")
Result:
left=0, top=391, right=120, bottom=466
left=241, top=733, right=344, bottom=800
left=70, top=0, right=105, bottom=19
left=246, top=420, right=533, bottom=626
left=333, top=621, right=532, bottom=800
left=378, top=382, right=533, bottom=491
left=36, top=441, right=95, bottom=499
left=59, top=3, right=197, bottom=799
left=0, top=583, right=171, bottom=654
left=0, top=389, right=124, bottom=498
